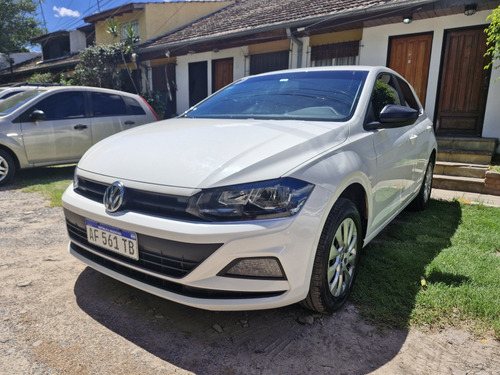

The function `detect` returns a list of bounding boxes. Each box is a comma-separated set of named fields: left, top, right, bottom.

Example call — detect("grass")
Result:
left=9, top=169, right=500, bottom=338
left=14, top=165, right=75, bottom=207
left=352, top=200, right=500, bottom=338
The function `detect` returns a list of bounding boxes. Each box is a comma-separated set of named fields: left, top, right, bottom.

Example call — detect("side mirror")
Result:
left=365, top=104, right=419, bottom=130
left=30, top=109, right=46, bottom=122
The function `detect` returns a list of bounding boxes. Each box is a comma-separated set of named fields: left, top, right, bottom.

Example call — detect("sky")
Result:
left=36, top=0, right=170, bottom=34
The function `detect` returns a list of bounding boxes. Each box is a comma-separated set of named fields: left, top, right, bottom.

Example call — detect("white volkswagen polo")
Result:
left=62, top=66, right=437, bottom=313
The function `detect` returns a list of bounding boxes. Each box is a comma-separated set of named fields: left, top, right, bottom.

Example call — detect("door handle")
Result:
left=409, top=134, right=418, bottom=144
left=74, top=124, right=88, bottom=130
left=124, top=121, right=135, bottom=126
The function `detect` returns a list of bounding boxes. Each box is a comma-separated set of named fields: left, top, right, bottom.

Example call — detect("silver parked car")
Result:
left=0, top=86, right=159, bottom=185
left=0, top=86, right=37, bottom=102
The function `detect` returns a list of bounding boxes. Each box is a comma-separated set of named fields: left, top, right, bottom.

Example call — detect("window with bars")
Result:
left=311, top=41, right=360, bottom=67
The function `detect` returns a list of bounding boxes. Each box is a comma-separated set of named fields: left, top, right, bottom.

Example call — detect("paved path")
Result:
left=431, top=188, right=500, bottom=207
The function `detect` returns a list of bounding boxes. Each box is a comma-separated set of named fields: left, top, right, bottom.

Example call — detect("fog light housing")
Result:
left=219, top=257, right=286, bottom=280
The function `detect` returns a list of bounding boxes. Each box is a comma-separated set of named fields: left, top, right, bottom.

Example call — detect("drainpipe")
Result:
left=286, top=28, right=303, bottom=68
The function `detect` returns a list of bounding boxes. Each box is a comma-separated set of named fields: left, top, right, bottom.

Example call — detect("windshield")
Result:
left=0, top=89, right=44, bottom=116
left=183, top=70, right=368, bottom=122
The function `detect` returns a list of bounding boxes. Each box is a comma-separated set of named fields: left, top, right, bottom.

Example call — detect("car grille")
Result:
left=65, top=209, right=221, bottom=278
left=74, top=176, right=198, bottom=221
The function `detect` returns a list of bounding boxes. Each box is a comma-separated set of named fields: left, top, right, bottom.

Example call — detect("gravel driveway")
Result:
left=1, top=186, right=499, bottom=374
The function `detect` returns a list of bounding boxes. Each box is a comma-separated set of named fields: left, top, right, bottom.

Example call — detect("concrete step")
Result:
left=432, top=174, right=485, bottom=194
left=437, top=149, right=493, bottom=164
left=436, top=136, right=497, bottom=153
left=434, top=161, right=488, bottom=178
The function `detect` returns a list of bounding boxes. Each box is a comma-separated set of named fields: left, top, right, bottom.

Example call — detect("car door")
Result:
left=368, top=73, right=419, bottom=230
left=394, top=75, right=433, bottom=205
left=20, top=90, right=92, bottom=164
left=89, top=92, right=138, bottom=144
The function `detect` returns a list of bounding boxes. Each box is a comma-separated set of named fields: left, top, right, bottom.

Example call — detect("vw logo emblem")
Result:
left=103, top=181, right=125, bottom=213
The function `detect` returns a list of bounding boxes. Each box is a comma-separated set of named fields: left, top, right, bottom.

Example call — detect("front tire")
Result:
left=0, top=149, right=15, bottom=186
left=302, top=198, right=363, bottom=313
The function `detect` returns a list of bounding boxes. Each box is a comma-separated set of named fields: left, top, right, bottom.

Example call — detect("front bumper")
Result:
left=62, top=184, right=330, bottom=311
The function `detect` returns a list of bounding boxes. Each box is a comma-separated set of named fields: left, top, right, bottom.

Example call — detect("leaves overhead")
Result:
left=485, top=5, right=500, bottom=81
left=0, top=0, right=43, bottom=54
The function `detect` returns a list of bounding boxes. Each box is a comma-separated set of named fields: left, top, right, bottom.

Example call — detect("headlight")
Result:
left=186, top=178, right=314, bottom=221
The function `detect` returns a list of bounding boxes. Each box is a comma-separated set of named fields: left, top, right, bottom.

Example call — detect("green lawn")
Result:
left=11, top=167, right=500, bottom=339
left=352, top=199, right=500, bottom=339
left=15, top=165, right=74, bottom=207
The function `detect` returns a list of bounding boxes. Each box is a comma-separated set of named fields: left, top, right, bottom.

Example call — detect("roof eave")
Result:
left=138, top=0, right=436, bottom=55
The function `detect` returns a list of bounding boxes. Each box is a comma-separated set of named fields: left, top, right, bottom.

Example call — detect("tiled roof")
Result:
left=144, top=0, right=413, bottom=49
left=0, top=53, right=81, bottom=78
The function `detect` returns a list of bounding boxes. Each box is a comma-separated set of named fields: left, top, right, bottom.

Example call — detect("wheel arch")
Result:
left=338, top=182, right=368, bottom=241
left=0, top=144, right=20, bottom=170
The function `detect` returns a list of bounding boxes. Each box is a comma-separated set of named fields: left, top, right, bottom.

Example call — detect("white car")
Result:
left=62, top=66, right=437, bottom=313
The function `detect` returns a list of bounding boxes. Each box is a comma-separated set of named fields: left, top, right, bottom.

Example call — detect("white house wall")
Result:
left=359, top=10, right=500, bottom=150
left=176, top=47, right=248, bottom=113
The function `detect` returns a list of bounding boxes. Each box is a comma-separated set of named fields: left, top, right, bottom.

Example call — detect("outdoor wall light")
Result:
left=464, top=4, right=477, bottom=16
left=402, top=16, right=412, bottom=24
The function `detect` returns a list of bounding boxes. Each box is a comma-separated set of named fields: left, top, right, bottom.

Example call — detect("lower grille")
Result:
left=71, top=243, right=286, bottom=300
left=65, top=209, right=221, bottom=278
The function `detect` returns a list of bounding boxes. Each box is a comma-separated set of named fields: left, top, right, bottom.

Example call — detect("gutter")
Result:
left=286, top=28, right=303, bottom=68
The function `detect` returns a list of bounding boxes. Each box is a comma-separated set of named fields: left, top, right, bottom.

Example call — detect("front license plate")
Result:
left=85, top=219, right=139, bottom=261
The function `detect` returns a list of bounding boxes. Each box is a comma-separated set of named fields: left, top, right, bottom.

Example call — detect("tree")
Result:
left=485, top=5, right=500, bottom=82
left=27, top=72, right=53, bottom=83
left=73, top=44, right=124, bottom=89
left=105, top=18, right=139, bottom=93
left=0, top=0, right=43, bottom=55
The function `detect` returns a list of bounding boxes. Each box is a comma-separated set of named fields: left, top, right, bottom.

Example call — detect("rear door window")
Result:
left=124, top=96, right=146, bottom=115
left=91, top=92, right=127, bottom=117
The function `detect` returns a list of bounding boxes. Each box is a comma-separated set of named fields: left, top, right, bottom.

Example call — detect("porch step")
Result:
left=432, top=174, right=485, bottom=194
left=434, top=161, right=488, bottom=179
left=436, top=136, right=497, bottom=165
left=437, top=149, right=493, bottom=164
left=436, top=136, right=497, bottom=153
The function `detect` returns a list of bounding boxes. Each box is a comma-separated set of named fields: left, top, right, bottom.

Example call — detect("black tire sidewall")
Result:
left=315, top=198, right=362, bottom=312
left=0, top=149, right=15, bottom=186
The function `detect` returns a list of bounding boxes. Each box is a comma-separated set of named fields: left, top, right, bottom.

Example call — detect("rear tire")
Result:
left=301, top=198, right=362, bottom=313
left=408, top=156, right=435, bottom=211
left=0, top=149, right=15, bottom=186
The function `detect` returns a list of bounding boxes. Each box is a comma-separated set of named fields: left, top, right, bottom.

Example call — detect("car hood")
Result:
left=78, top=117, right=348, bottom=188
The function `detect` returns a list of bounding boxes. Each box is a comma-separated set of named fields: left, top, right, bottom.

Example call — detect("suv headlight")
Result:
left=187, top=178, right=314, bottom=221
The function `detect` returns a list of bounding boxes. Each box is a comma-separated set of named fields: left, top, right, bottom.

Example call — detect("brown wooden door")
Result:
left=212, top=58, right=233, bottom=93
left=389, top=33, right=432, bottom=105
left=435, top=26, right=491, bottom=136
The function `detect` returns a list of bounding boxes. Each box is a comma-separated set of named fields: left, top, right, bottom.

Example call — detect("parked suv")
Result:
left=0, top=86, right=158, bottom=185
left=63, top=67, right=437, bottom=313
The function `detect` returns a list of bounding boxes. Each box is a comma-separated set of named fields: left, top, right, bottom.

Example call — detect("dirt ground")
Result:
left=1, top=186, right=499, bottom=375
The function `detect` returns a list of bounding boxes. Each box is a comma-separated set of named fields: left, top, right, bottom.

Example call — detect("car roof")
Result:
left=29, top=85, right=142, bottom=98
left=252, top=65, right=394, bottom=77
